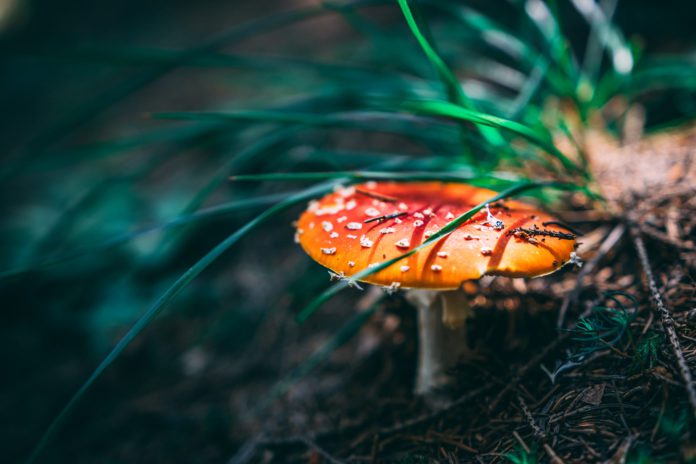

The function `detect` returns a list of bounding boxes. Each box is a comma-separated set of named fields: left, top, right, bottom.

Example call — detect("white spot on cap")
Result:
left=481, top=246, right=493, bottom=256
left=413, top=212, right=424, bottom=219
left=346, top=222, right=363, bottom=230
left=337, top=216, right=347, bottom=223
left=365, top=181, right=377, bottom=189
left=368, top=262, right=379, bottom=268
left=346, top=200, right=357, bottom=210
left=315, top=204, right=344, bottom=216
left=379, top=227, right=396, bottom=234
left=309, top=222, right=315, bottom=229
left=423, top=208, right=434, bottom=216
left=394, top=218, right=403, bottom=224
left=330, top=232, right=339, bottom=238
left=384, top=282, right=401, bottom=295
left=308, top=200, right=320, bottom=212
left=395, top=239, right=410, bottom=248
left=322, top=221, right=333, bottom=232
left=360, top=235, right=374, bottom=248
left=413, top=220, right=424, bottom=227
left=400, top=265, right=410, bottom=272
left=431, top=264, right=442, bottom=272
left=446, top=212, right=455, bottom=220
left=365, top=207, right=381, bottom=217
left=347, top=234, right=357, bottom=239
left=437, top=251, right=448, bottom=258
left=398, top=202, right=408, bottom=211
left=348, top=261, right=355, bottom=267
left=485, top=204, right=505, bottom=230
left=336, top=185, right=356, bottom=197
left=321, top=247, right=336, bottom=255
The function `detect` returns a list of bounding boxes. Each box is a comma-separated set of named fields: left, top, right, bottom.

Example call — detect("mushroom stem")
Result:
left=406, top=289, right=473, bottom=398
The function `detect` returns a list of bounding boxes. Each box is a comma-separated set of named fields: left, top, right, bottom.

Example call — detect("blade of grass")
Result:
left=229, top=170, right=531, bottom=185
left=397, top=0, right=506, bottom=163
left=4, top=0, right=386, bottom=178
left=394, top=99, right=584, bottom=177
left=0, top=192, right=294, bottom=280
left=297, top=180, right=582, bottom=322
left=25, top=180, right=341, bottom=464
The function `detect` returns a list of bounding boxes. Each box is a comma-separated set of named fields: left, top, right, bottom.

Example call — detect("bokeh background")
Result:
left=1, top=1, right=695, bottom=463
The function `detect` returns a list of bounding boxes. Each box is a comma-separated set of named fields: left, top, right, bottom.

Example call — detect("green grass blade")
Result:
left=397, top=0, right=506, bottom=160
left=0, top=192, right=293, bottom=280
left=395, top=99, right=583, bottom=176
left=297, top=180, right=580, bottom=322
left=25, top=181, right=340, bottom=464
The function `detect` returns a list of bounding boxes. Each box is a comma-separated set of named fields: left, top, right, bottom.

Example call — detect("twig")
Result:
left=517, top=394, right=565, bottom=464
left=630, top=226, right=696, bottom=419
left=517, top=394, right=546, bottom=441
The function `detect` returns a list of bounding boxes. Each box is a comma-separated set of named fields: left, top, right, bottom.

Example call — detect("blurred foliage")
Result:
left=0, top=0, right=694, bottom=462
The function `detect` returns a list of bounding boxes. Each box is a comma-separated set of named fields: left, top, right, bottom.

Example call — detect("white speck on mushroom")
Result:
left=346, top=222, right=363, bottom=230
left=348, top=261, right=355, bottom=267
left=322, top=221, right=333, bottom=232
left=346, top=279, right=364, bottom=290
left=330, top=232, right=339, bottom=238
left=400, top=265, right=410, bottom=272
left=395, top=239, right=410, bottom=248
left=437, top=251, right=448, bottom=258
left=446, top=212, right=455, bottom=220
left=413, top=212, right=424, bottom=219
left=321, top=247, right=337, bottom=255
left=394, top=218, right=403, bottom=224
left=413, top=219, right=424, bottom=227
left=294, top=232, right=301, bottom=243
left=328, top=270, right=344, bottom=281
left=309, top=222, right=315, bottom=229
left=308, top=200, right=320, bottom=212
left=424, top=225, right=439, bottom=238
left=398, top=202, right=408, bottom=211
left=384, top=282, right=401, bottom=295
left=365, top=207, right=381, bottom=217
left=485, top=204, right=505, bottom=230
left=423, top=208, right=434, bottom=216
left=365, top=181, right=377, bottom=189
left=330, top=269, right=363, bottom=289
left=360, top=235, right=374, bottom=248
left=346, top=200, right=357, bottom=210
left=336, top=185, right=356, bottom=197
left=368, top=262, right=379, bottom=268
left=372, top=199, right=380, bottom=206
left=431, top=264, right=442, bottom=272
left=316, top=205, right=344, bottom=216
left=380, top=227, right=396, bottom=234
left=337, top=216, right=348, bottom=223
left=347, top=234, right=357, bottom=239
left=480, top=246, right=493, bottom=256
left=569, top=251, right=583, bottom=268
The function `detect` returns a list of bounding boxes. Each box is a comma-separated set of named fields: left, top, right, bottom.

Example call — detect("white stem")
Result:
left=406, top=289, right=473, bottom=396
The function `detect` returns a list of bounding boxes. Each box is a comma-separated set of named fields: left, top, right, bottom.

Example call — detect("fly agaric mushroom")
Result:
left=294, top=181, right=577, bottom=396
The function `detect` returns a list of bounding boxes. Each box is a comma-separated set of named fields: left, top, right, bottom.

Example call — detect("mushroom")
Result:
left=294, top=181, right=577, bottom=398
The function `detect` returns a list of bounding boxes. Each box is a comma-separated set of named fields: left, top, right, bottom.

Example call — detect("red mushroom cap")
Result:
left=295, top=181, right=577, bottom=290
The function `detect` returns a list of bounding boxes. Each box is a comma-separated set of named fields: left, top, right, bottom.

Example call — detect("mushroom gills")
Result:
left=406, top=289, right=474, bottom=399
